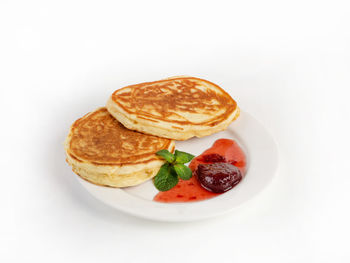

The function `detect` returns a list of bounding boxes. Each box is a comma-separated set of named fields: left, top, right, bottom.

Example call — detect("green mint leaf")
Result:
left=174, top=150, right=195, bottom=164
left=154, top=163, right=179, bottom=191
left=173, top=163, right=193, bottom=180
left=156, top=149, right=175, bottom=163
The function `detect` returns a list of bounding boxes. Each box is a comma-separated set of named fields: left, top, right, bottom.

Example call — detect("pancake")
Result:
left=64, top=108, right=175, bottom=187
left=106, top=76, right=240, bottom=140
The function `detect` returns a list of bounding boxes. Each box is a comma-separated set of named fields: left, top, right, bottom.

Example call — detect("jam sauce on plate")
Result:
left=154, top=139, right=246, bottom=203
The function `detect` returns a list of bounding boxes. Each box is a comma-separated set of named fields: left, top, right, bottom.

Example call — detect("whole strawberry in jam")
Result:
left=195, top=162, right=242, bottom=193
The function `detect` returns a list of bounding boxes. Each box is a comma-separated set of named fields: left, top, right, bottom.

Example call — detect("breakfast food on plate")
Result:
left=106, top=76, right=240, bottom=140
left=64, top=107, right=175, bottom=187
left=65, top=76, right=246, bottom=204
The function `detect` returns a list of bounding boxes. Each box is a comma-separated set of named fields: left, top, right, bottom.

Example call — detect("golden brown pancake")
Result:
left=106, top=76, right=240, bottom=140
left=65, top=108, right=175, bottom=187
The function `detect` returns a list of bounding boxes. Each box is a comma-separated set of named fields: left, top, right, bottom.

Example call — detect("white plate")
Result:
left=77, top=111, right=279, bottom=222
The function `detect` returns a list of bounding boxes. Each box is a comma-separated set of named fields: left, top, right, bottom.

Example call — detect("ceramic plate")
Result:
left=76, top=111, right=279, bottom=222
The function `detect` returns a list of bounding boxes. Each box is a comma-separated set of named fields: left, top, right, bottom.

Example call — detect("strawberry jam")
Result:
left=153, top=176, right=219, bottom=203
left=195, top=162, right=242, bottom=193
left=153, top=139, right=246, bottom=203
left=189, top=139, right=246, bottom=174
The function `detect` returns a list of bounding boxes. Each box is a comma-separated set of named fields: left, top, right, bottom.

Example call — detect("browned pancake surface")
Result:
left=111, top=77, right=237, bottom=126
left=68, top=108, right=173, bottom=165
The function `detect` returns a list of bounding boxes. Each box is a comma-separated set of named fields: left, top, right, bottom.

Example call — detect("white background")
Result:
left=1, top=0, right=349, bottom=262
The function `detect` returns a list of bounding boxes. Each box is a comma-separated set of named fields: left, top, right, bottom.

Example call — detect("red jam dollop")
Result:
left=195, top=162, right=242, bottom=193
left=153, top=139, right=246, bottom=203
left=189, top=139, right=246, bottom=174
left=153, top=176, right=219, bottom=203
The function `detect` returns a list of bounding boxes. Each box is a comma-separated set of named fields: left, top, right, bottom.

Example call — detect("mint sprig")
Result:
left=153, top=163, right=178, bottom=191
left=174, top=150, right=195, bottom=164
left=156, top=149, right=175, bottom=163
left=154, top=149, right=195, bottom=191
left=173, top=164, right=192, bottom=180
